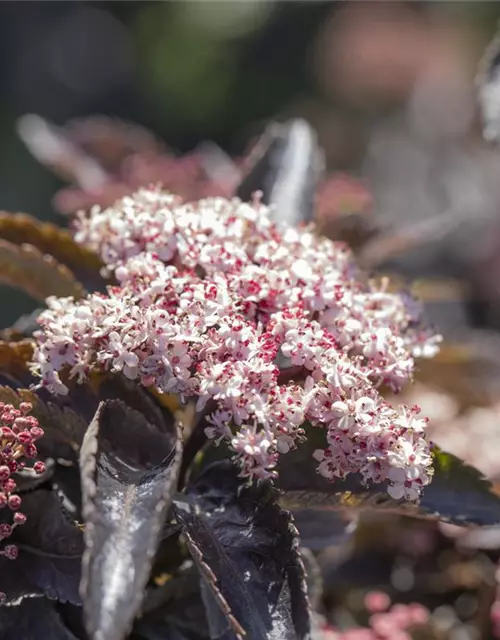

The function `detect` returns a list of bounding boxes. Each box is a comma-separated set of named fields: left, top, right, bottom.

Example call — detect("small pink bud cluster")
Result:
left=32, top=188, right=440, bottom=498
left=321, top=592, right=430, bottom=640
left=0, top=401, right=45, bottom=600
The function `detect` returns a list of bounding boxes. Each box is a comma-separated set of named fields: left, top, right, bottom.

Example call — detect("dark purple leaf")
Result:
left=174, top=460, right=311, bottom=640
left=190, top=439, right=357, bottom=553
left=299, top=549, right=323, bottom=612
left=135, top=565, right=211, bottom=640
left=0, top=598, right=78, bottom=639
left=292, top=509, right=357, bottom=552
left=276, top=430, right=500, bottom=527
left=53, top=463, right=83, bottom=519
left=80, top=399, right=182, bottom=640
left=236, top=119, right=324, bottom=228
left=56, top=602, right=89, bottom=640
left=0, top=488, right=83, bottom=605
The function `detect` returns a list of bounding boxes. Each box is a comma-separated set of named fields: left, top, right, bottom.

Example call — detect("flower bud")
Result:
left=7, top=495, right=21, bottom=510
left=2, top=544, right=18, bottom=560
left=13, top=511, right=26, bottom=526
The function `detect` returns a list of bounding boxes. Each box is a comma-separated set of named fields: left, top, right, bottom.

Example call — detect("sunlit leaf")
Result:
left=196, top=141, right=241, bottom=190
left=174, top=460, right=311, bottom=640
left=477, top=29, right=500, bottom=143
left=0, top=212, right=106, bottom=291
left=236, top=118, right=324, bottom=228
left=17, top=114, right=109, bottom=190
left=54, top=115, right=163, bottom=173
left=0, top=240, right=84, bottom=302
left=0, top=339, right=35, bottom=388
left=80, top=399, right=183, bottom=640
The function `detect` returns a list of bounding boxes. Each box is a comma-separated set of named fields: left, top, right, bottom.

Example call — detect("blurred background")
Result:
left=5, top=2, right=500, bottom=637
left=0, top=1, right=496, bottom=214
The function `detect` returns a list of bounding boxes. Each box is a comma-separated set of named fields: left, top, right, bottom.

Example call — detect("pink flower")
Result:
left=0, top=402, right=45, bottom=600
left=31, top=188, right=440, bottom=497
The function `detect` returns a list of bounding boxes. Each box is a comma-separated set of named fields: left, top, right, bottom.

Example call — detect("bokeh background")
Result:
left=0, top=1, right=496, bottom=213
left=4, top=2, right=500, bottom=637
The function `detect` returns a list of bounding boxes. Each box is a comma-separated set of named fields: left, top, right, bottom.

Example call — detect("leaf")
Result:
left=0, top=212, right=106, bottom=291
left=18, top=115, right=164, bottom=178
left=135, top=565, right=211, bottom=640
left=0, top=488, right=83, bottom=605
left=298, top=548, right=323, bottom=612
left=276, top=427, right=500, bottom=527
left=53, top=463, right=83, bottom=520
left=477, top=29, right=500, bottom=143
left=189, top=439, right=358, bottom=553
left=0, top=308, right=44, bottom=341
left=0, top=369, right=175, bottom=459
left=96, top=374, right=177, bottom=436
left=80, top=399, right=183, bottom=640
left=17, top=114, right=109, bottom=189
left=0, top=384, right=87, bottom=462
left=14, top=457, right=55, bottom=492
left=196, top=141, right=241, bottom=189
left=422, top=447, right=500, bottom=524
left=291, top=509, right=357, bottom=552
left=174, top=460, right=311, bottom=640
left=236, top=119, right=324, bottom=228
left=0, top=339, right=35, bottom=388
left=54, top=602, right=89, bottom=640
left=0, top=240, right=84, bottom=302
left=0, top=598, right=78, bottom=640
left=0, top=373, right=178, bottom=469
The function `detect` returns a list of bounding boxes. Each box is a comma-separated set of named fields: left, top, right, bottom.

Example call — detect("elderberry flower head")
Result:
left=0, top=401, right=45, bottom=601
left=32, top=187, right=441, bottom=499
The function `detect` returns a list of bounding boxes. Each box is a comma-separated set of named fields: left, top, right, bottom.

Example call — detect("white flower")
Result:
left=31, top=188, right=439, bottom=497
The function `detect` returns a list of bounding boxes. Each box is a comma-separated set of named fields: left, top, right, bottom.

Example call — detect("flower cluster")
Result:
left=0, top=401, right=45, bottom=600
left=32, top=188, right=440, bottom=499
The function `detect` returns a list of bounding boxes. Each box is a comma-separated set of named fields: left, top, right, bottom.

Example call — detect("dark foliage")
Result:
left=80, top=400, right=182, bottom=640
left=2, top=94, right=500, bottom=639
left=0, top=489, right=83, bottom=605
left=174, top=461, right=310, bottom=640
